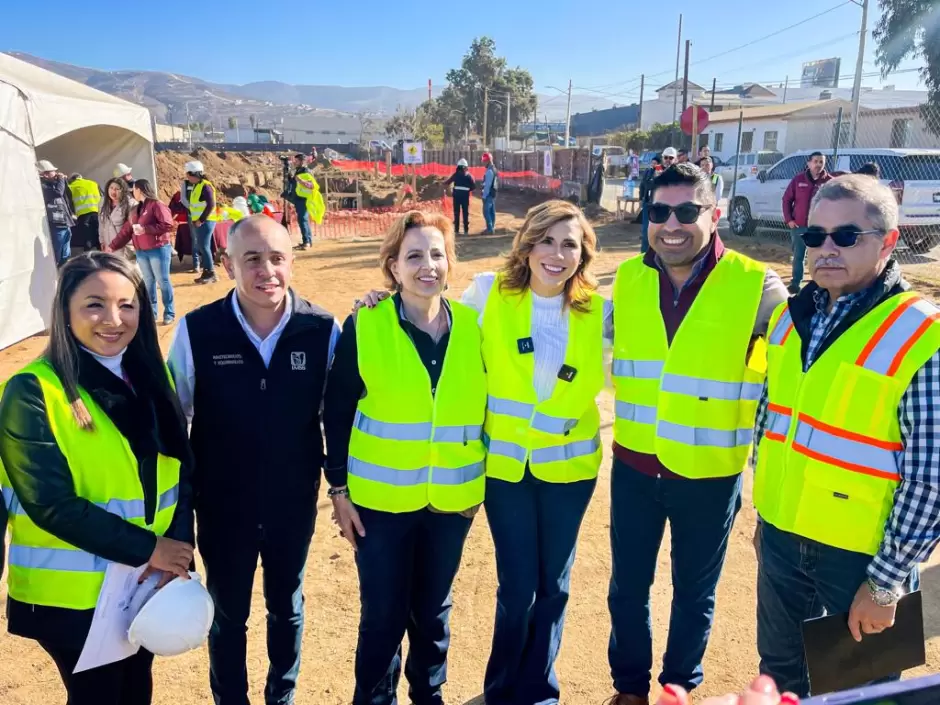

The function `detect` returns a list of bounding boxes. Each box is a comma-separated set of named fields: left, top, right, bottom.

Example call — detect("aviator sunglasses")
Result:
left=648, top=202, right=710, bottom=225
left=801, top=225, right=885, bottom=248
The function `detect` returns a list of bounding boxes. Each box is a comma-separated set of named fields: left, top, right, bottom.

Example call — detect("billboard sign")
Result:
left=800, top=58, right=842, bottom=88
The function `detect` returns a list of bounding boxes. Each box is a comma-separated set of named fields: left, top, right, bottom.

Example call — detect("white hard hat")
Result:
left=184, top=160, right=204, bottom=174
left=37, top=159, right=57, bottom=173
left=457, top=158, right=468, bottom=167
left=114, top=163, right=133, bottom=177
left=232, top=196, right=250, bottom=216
left=662, top=147, right=678, bottom=158
left=128, top=572, right=214, bottom=657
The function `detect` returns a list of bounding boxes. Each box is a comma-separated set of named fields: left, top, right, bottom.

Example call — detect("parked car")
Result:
left=716, top=151, right=784, bottom=183
left=727, top=148, right=940, bottom=253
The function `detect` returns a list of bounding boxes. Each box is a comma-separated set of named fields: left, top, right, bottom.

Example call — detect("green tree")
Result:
left=249, top=114, right=257, bottom=129
left=227, top=116, right=238, bottom=129
left=873, top=0, right=940, bottom=132
left=385, top=106, right=415, bottom=141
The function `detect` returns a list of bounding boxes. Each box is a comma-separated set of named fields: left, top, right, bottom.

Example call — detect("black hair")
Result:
left=651, top=163, right=716, bottom=205
left=855, top=162, right=881, bottom=178
left=678, top=148, right=688, bottom=156
left=809, top=151, right=824, bottom=160
left=651, top=156, right=661, bottom=165
left=101, top=177, right=130, bottom=221
left=294, top=153, right=306, bottom=161
left=132, top=178, right=157, bottom=200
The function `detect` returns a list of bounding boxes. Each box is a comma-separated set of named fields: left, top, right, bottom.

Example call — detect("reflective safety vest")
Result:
left=68, top=178, right=100, bottom=216
left=294, top=171, right=325, bottom=225
left=188, top=180, right=220, bottom=221
left=0, top=360, right=180, bottom=610
left=348, top=298, right=487, bottom=513
left=481, top=277, right=605, bottom=483
left=217, top=205, right=244, bottom=221
left=612, top=250, right=768, bottom=477
left=754, top=292, right=940, bottom=555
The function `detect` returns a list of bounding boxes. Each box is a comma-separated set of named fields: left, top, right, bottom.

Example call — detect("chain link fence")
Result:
left=715, top=102, right=940, bottom=281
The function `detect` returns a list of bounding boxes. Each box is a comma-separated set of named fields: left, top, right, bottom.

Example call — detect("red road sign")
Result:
left=680, top=106, right=710, bottom=135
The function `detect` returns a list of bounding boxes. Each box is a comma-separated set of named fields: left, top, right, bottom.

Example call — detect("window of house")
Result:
left=763, top=131, right=778, bottom=151
left=740, top=131, right=755, bottom=152
left=890, top=118, right=912, bottom=148
left=715, top=133, right=724, bottom=152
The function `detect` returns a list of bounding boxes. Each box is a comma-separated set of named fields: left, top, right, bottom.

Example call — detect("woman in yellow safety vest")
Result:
left=0, top=252, right=195, bottom=705
left=461, top=198, right=607, bottom=705
left=323, top=210, right=487, bottom=705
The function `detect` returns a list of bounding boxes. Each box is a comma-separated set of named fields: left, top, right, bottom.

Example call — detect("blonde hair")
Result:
left=379, top=210, right=457, bottom=290
left=499, top=199, right=598, bottom=312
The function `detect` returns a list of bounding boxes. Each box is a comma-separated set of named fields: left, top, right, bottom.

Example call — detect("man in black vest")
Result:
left=168, top=215, right=340, bottom=705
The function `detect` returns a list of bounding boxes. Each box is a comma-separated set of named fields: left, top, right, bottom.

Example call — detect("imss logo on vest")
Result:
left=291, top=352, right=306, bottom=371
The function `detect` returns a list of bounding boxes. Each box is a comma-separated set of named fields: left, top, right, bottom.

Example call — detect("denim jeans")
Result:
left=353, top=506, right=472, bottom=705
left=294, top=200, right=312, bottom=245
left=194, top=221, right=216, bottom=273
left=484, top=468, right=597, bottom=705
left=640, top=202, right=650, bottom=253
left=50, top=226, right=72, bottom=266
left=136, top=245, right=175, bottom=322
left=756, top=521, right=918, bottom=698
left=199, top=518, right=314, bottom=705
left=608, top=459, right=743, bottom=697
left=790, top=228, right=806, bottom=291
left=483, top=196, right=497, bottom=233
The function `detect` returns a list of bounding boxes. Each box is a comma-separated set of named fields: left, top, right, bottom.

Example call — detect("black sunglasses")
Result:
left=801, top=225, right=884, bottom=248
left=648, top=202, right=710, bottom=224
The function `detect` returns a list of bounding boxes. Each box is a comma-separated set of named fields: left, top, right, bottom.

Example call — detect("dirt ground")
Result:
left=1, top=193, right=939, bottom=704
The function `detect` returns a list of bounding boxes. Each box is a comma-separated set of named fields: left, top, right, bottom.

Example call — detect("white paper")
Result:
left=74, top=563, right=161, bottom=674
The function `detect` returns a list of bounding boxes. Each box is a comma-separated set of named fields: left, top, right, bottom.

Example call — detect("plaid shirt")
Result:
left=754, top=287, right=940, bottom=591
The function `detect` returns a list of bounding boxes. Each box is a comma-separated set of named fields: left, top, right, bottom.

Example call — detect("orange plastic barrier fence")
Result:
left=330, top=160, right=563, bottom=191
left=286, top=197, right=452, bottom=240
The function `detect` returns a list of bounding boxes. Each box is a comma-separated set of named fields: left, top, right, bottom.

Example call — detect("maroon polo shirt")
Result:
left=612, top=233, right=728, bottom=479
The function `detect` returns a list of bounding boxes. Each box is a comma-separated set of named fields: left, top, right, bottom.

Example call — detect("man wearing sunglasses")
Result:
left=753, top=175, right=940, bottom=697
left=661, top=147, right=678, bottom=168
left=608, top=164, right=788, bottom=705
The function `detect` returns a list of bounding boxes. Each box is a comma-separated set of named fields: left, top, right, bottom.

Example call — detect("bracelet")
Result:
left=327, top=486, right=349, bottom=498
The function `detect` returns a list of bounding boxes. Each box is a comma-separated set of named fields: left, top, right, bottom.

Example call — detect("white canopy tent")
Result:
left=0, top=52, right=156, bottom=351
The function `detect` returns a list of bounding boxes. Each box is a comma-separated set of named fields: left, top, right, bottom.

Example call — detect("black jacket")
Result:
left=187, top=291, right=334, bottom=531
left=0, top=349, right=195, bottom=646
left=788, top=259, right=909, bottom=366
left=445, top=169, right=476, bottom=200
left=41, top=175, right=76, bottom=228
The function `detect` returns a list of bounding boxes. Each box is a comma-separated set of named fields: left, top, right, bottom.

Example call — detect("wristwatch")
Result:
left=327, top=486, right=350, bottom=499
left=867, top=577, right=902, bottom=607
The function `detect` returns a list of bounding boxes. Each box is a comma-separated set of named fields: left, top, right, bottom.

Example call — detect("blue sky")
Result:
left=1, top=0, right=926, bottom=108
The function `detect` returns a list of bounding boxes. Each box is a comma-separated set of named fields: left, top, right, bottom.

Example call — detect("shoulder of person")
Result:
left=0, top=369, right=43, bottom=408
left=292, top=296, right=338, bottom=324
left=186, top=295, right=231, bottom=326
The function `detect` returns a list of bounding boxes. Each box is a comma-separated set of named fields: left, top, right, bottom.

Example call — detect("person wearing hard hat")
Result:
left=481, top=152, right=499, bottom=234
left=67, top=173, right=102, bottom=251
left=184, top=160, right=220, bottom=284
left=168, top=215, right=341, bottom=705
left=324, top=210, right=486, bottom=705
left=0, top=252, right=196, bottom=704
left=114, top=162, right=134, bottom=187
left=38, top=160, right=76, bottom=266
left=444, top=158, right=476, bottom=235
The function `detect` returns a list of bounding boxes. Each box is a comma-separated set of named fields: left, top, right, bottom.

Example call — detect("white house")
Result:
left=639, top=79, right=706, bottom=130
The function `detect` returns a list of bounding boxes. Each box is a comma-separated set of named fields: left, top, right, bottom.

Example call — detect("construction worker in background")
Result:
left=481, top=152, right=498, bottom=234
left=753, top=176, right=940, bottom=698
left=184, top=160, right=219, bottom=285
left=324, top=211, right=486, bottom=705
left=697, top=157, right=724, bottom=202
left=168, top=215, right=341, bottom=705
left=67, top=173, right=102, bottom=251
left=607, top=164, right=788, bottom=705
left=638, top=156, right=662, bottom=254
left=114, top=163, right=134, bottom=188
left=444, top=158, right=475, bottom=235
left=286, top=153, right=321, bottom=251
left=38, top=160, right=75, bottom=266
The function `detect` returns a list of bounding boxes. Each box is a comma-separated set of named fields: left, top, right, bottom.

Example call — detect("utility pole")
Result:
left=564, top=79, right=572, bottom=148
left=850, top=0, right=869, bottom=147
left=185, top=101, right=193, bottom=150
left=709, top=77, right=716, bottom=112
left=483, top=86, right=489, bottom=150
left=506, top=91, right=511, bottom=150
left=681, top=40, right=691, bottom=114
left=672, top=13, right=683, bottom=124
left=782, top=75, right=789, bottom=104
left=638, top=74, right=645, bottom=130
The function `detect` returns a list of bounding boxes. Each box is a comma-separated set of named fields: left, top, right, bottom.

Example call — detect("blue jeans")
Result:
left=199, top=518, right=314, bottom=705
left=136, top=245, right=175, bottom=322
left=756, top=522, right=918, bottom=698
left=51, top=226, right=71, bottom=266
left=353, top=506, right=472, bottom=705
left=484, top=468, right=597, bottom=705
left=640, top=202, right=650, bottom=253
left=194, top=221, right=216, bottom=273
left=294, top=200, right=312, bottom=245
left=483, top=195, right=496, bottom=233
left=608, top=459, right=742, bottom=697
left=790, top=228, right=806, bottom=291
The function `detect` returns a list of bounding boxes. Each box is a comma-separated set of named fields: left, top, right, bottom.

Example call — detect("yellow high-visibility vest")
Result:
left=188, top=180, right=220, bottom=221
left=612, top=250, right=768, bottom=477
left=754, top=292, right=940, bottom=555
left=481, top=276, right=605, bottom=483
left=294, top=171, right=325, bottom=225
left=0, top=360, right=180, bottom=610
left=68, top=178, right=100, bottom=216
left=348, top=298, right=487, bottom=513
